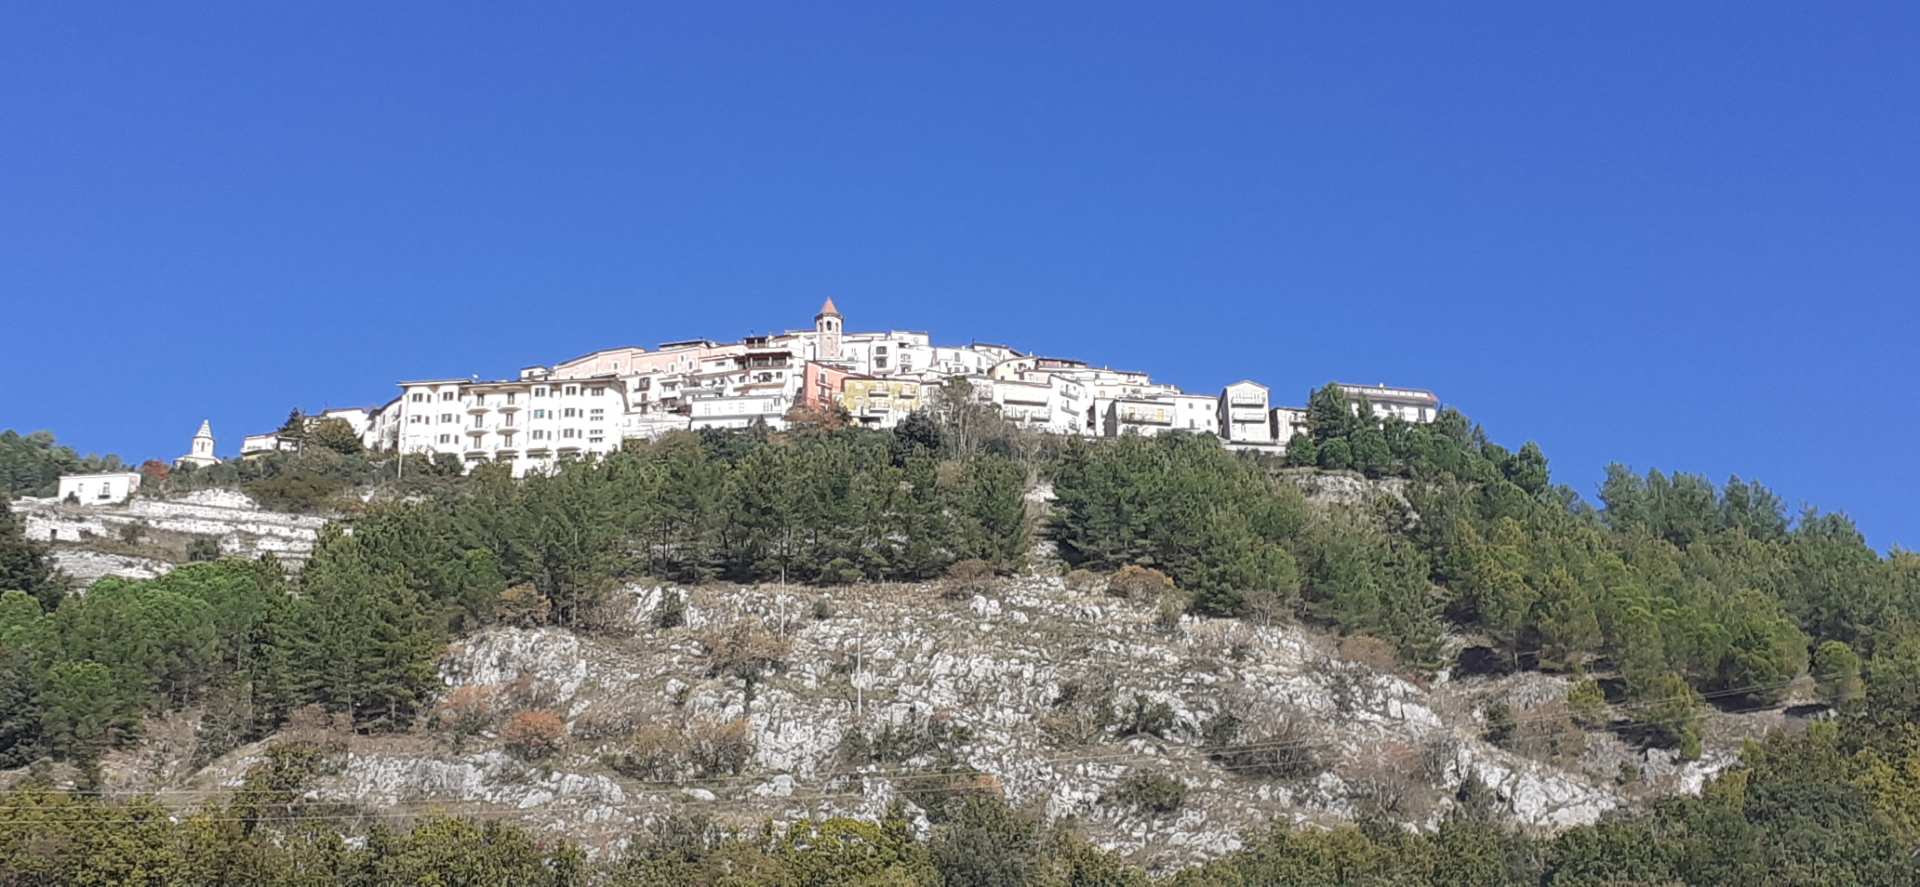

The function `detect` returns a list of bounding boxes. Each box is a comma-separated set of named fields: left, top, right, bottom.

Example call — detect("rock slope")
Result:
left=183, top=577, right=1751, bottom=872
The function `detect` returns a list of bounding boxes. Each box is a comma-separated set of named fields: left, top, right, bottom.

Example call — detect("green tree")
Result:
left=40, top=660, right=136, bottom=773
left=1304, top=384, right=1356, bottom=444
left=0, top=499, right=61, bottom=611
left=290, top=529, right=440, bottom=730
left=307, top=418, right=364, bottom=456
left=1811, top=640, right=1864, bottom=709
left=1282, top=432, right=1317, bottom=468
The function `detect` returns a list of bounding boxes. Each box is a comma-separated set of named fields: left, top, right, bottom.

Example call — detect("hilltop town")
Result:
left=223, top=299, right=1439, bottom=477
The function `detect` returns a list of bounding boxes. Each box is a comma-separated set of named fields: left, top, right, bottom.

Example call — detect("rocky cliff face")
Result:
left=174, top=577, right=1759, bottom=872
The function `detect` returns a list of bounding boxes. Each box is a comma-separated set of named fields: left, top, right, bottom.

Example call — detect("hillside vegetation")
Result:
left=2, top=386, right=1918, bottom=883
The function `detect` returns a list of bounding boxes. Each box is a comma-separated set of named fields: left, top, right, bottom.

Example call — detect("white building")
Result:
left=396, top=375, right=630, bottom=476
left=1337, top=383, right=1441, bottom=424
left=176, top=420, right=220, bottom=468
left=1272, top=406, right=1309, bottom=444
left=1102, top=395, right=1177, bottom=437
left=688, top=391, right=788, bottom=430
left=1218, top=381, right=1277, bottom=449
left=57, top=471, right=142, bottom=505
left=240, top=433, right=296, bottom=456
left=839, top=330, right=935, bottom=378
left=1172, top=393, right=1221, bottom=435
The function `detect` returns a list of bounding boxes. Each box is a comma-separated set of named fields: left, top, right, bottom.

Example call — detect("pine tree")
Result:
left=0, top=500, right=60, bottom=611
left=290, top=529, right=439, bottom=730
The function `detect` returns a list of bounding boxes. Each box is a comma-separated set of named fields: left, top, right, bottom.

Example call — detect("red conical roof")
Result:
left=817, top=297, right=841, bottom=317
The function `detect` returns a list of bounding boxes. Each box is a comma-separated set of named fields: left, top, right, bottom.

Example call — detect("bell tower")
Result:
left=176, top=419, right=221, bottom=468
left=814, top=297, right=843, bottom=361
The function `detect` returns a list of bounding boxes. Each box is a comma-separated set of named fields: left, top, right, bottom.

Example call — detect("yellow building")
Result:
left=841, top=377, right=929, bottom=427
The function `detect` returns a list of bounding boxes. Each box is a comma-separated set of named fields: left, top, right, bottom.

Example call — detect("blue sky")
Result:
left=3, top=4, right=1916, bottom=550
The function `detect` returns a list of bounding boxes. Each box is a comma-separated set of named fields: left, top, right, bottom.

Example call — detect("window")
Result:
left=410, top=393, right=427, bottom=403
left=564, top=385, right=579, bottom=396
left=563, top=408, right=580, bottom=418
left=441, top=413, right=455, bottom=423
left=502, top=413, right=515, bottom=427
left=472, top=415, right=485, bottom=428
left=438, top=434, right=452, bottom=444
left=532, top=409, right=547, bottom=419
left=589, top=408, right=604, bottom=419
left=562, top=428, right=578, bottom=439
left=505, top=393, right=517, bottom=405
left=441, top=391, right=456, bottom=402
left=588, top=435, right=604, bottom=444
left=534, top=387, right=548, bottom=398
left=589, top=387, right=604, bottom=397
left=473, top=394, right=485, bottom=406
left=532, top=430, right=548, bottom=441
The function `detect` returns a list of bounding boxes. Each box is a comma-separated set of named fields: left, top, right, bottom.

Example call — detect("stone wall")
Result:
left=16, top=493, right=330, bottom=567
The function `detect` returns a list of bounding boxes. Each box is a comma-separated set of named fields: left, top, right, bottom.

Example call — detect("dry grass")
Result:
left=1337, top=635, right=1401, bottom=673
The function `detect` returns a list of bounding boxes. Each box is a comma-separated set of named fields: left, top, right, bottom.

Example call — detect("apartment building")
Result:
left=395, top=375, right=629, bottom=476
left=843, top=376, right=931, bottom=429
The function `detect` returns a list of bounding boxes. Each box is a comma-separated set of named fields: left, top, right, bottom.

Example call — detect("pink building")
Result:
left=800, top=361, right=852, bottom=410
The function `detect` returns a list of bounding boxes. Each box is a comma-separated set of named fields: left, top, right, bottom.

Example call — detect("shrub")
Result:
left=1108, top=565, right=1172, bottom=601
left=1117, top=694, right=1176, bottom=739
left=927, top=794, right=1041, bottom=884
left=610, top=724, right=685, bottom=781
left=942, top=558, right=998, bottom=601
left=497, top=583, right=550, bottom=627
left=821, top=557, right=864, bottom=586
left=118, top=521, right=147, bottom=545
left=810, top=598, right=836, bottom=621
left=1204, top=711, right=1322, bottom=780
left=1347, top=744, right=1427, bottom=820
left=1102, top=771, right=1188, bottom=816
left=839, top=711, right=974, bottom=765
left=1154, top=591, right=1188, bottom=633
left=902, top=767, right=1004, bottom=824
left=1566, top=678, right=1608, bottom=728
left=1507, top=701, right=1586, bottom=763
left=244, top=472, right=349, bottom=513
left=698, top=621, right=791, bottom=685
left=1040, top=678, right=1118, bottom=747
left=501, top=710, right=566, bottom=761
left=1482, top=700, right=1517, bottom=747
left=184, top=536, right=222, bottom=562
left=686, top=717, right=754, bottom=776
left=1635, top=672, right=1702, bottom=758
left=434, top=686, right=498, bottom=752
left=654, top=590, right=687, bottom=630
